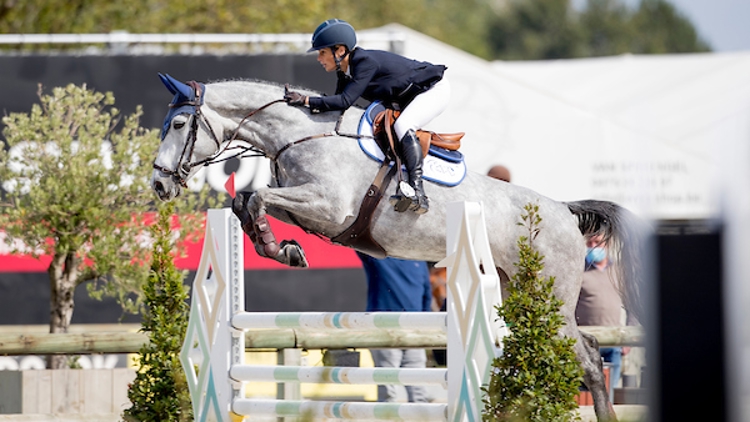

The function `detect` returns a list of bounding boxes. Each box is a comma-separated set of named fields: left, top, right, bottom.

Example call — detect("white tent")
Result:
left=362, top=24, right=750, bottom=220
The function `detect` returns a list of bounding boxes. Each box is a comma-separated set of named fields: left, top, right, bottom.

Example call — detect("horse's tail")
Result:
left=566, top=199, right=649, bottom=322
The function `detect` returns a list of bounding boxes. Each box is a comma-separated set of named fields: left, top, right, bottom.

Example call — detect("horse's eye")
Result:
left=173, top=120, right=186, bottom=130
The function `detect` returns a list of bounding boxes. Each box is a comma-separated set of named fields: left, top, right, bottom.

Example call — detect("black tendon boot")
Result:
left=393, top=130, right=429, bottom=214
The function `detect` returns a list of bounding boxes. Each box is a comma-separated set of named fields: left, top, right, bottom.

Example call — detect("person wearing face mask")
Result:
left=575, top=234, right=631, bottom=398
left=283, top=19, right=450, bottom=215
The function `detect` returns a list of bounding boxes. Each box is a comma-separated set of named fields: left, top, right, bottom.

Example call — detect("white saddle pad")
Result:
left=356, top=102, right=466, bottom=187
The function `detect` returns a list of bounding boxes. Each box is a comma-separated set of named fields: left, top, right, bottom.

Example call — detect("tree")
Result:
left=0, top=0, right=147, bottom=34
left=487, top=0, right=586, bottom=60
left=124, top=201, right=192, bottom=422
left=0, top=0, right=334, bottom=35
left=0, top=0, right=497, bottom=59
left=0, top=0, right=710, bottom=61
left=579, top=0, right=635, bottom=57
left=344, top=0, right=496, bottom=60
left=0, top=84, right=211, bottom=368
left=483, top=203, right=583, bottom=421
left=488, top=0, right=711, bottom=60
left=629, top=0, right=710, bottom=53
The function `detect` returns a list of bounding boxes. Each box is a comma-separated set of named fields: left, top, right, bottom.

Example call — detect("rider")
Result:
left=284, top=19, right=450, bottom=214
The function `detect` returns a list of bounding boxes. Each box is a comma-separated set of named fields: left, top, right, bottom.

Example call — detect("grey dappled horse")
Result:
left=151, top=75, right=646, bottom=421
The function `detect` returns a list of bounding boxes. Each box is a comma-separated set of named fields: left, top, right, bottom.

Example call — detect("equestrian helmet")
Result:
left=308, top=19, right=357, bottom=52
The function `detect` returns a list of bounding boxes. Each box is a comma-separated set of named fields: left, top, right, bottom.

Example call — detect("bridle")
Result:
left=154, top=82, right=368, bottom=189
left=153, top=81, right=274, bottom=188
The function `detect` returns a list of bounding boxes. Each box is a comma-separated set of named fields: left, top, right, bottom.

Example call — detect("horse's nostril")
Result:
left=154, top=181, right=164, bottom=194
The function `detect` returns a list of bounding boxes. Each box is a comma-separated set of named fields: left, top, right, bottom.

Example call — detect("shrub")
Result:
left=123, top=202, right=193, bottom=422
left=482, top=203, right=583, bottom=422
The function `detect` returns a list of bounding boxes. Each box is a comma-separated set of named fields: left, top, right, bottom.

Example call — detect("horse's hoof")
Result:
left=280, top=240, right=309, bottom=268
left=232, top=191, right=252, bottom=220
left=232, top=192, right=257, bottom=237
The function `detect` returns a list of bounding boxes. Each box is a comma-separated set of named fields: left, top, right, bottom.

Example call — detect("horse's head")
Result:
left=151, top=73, right=223, bottom=201
left=151, top=75, right=346, bottom=201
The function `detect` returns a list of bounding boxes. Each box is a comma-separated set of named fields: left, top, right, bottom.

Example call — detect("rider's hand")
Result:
left=284, top=84, right=307, bottom=107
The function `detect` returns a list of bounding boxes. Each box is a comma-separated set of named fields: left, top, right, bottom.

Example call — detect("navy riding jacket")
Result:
left=308, top=48, right=447, bottom=113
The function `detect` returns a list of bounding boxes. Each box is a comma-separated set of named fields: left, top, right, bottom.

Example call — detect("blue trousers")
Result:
left=370, top=349, right=428, bottom=403
left=600, top=347, right=622, bottom=392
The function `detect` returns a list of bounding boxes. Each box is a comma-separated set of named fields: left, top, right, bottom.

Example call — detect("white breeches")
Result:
left=394, top=78, right=451, bottom=139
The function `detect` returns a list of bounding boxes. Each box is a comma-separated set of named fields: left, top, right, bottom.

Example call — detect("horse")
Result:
left=151, top=74, right=646, bottom=422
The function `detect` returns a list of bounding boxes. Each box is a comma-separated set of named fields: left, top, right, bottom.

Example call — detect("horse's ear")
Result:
left=158, top=73, right=178, bottom=95
left=158, top=73, right=193, bottom=98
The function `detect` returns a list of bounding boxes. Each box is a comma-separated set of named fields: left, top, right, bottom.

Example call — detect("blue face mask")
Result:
left=585, top=247, right=607, bottom=265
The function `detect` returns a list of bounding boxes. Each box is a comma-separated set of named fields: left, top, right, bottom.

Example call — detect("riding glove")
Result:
left=284, top=84, right=307, bottom=107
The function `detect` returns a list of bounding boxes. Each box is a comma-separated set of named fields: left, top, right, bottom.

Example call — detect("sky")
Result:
left=573, top=0, right=750, bottom=52
left=648, top=0, right=750, bottom=52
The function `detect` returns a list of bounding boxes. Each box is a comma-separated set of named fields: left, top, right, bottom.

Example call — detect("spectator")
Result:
left=357, top=252, right=432, bottom=403
left=487, top=165, right=512, bottom=183
left=428, top=262, right=447, bottom=312
left=575, top=234, right=631, bottom=393
left=429, top=262, right=447, bottom=367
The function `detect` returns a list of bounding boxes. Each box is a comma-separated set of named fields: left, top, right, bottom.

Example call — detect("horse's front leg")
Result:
left=232, top=191, right=309, bottom=268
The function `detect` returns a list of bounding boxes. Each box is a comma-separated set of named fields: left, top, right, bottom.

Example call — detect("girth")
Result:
left=330, top=161, right=397, bottom=258
left=330, top=108, right=465, bottom=257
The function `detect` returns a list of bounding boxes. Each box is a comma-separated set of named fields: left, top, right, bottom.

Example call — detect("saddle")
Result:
left=371, top=109, right=464, bottom=159
left=330, top=108, right=465, bottom=258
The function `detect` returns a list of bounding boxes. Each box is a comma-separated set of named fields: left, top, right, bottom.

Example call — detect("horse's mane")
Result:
left=206, top=78, right=326, bottom=97
left=201, top=77, right=371, bottom=126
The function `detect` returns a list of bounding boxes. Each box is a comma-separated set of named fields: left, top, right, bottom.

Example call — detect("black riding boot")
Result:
left=390, top=129, right=429, bottom=214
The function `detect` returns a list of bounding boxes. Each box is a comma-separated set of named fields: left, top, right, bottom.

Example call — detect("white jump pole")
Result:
left=232, top=311, right=446, bottom=330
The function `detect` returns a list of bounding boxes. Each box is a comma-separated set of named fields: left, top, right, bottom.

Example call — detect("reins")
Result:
left=227, top=98, right=286, bottom=144
left=158, top=89, right=371, bottom=188
left=153, top=95, right=291, bottom=188
left=189, top=99, right=288, bottom=166
left=188, top=94, right=370, bottom=170
left=272, top=112, right=351, bottom=161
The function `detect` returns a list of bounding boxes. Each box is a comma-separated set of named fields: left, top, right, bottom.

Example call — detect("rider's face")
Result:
left=317, top=46, right=346, bottom=72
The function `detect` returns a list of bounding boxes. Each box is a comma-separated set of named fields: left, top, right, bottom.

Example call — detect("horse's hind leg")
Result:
left=575, top=329, right=618, bottom=421
left=232, top=192, right=309, bottom=268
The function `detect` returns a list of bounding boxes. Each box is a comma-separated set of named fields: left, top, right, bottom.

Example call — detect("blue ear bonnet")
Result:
left=158, top=73, right=205, bottom=140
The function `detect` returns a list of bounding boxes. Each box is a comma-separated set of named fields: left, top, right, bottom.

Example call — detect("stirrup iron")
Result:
left=389, top=181, right=415, bottom=213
